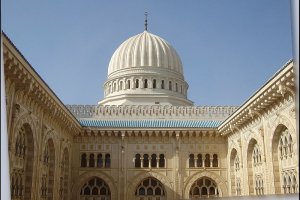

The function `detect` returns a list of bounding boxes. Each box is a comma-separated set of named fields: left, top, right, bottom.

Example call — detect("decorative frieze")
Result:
left=66, top=104, right=238, bottom=120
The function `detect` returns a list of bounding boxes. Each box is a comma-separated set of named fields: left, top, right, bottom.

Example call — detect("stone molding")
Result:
left=219, top=60, right=295, bottom=135
left=66, top=105, right=238, bottom=120
left=3, top=33, right=81, bottom=135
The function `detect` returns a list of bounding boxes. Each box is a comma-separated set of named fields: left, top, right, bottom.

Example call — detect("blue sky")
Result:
left=2, top=0, right=294, bottom=106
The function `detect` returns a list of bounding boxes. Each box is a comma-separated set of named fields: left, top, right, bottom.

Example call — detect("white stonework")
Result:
left=3, top=29, right=298, bottom=200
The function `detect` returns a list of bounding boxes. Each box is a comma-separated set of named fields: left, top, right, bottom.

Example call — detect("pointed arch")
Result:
left=269, top=114, right=298, bottom=194
left=71, top=171, right=117, bottom=200
left=246, top=138, right=264, bottom=195
left=10, top=122, right=35, bottom=200
left=183, top=171, right=228, bottom=198
left=127, top=171, right=173, bottom=200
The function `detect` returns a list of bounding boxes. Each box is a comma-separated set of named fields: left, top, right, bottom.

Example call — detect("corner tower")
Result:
left=99, top=30, right=193, bottom=106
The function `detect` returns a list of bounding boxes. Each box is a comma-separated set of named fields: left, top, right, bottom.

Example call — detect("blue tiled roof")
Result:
left=79, top=119, right=221, bottom=128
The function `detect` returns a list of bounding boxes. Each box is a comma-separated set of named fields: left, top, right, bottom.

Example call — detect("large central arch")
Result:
left=71, top=171, right=117, bottom=200
left=183, top=171, right=228, bottom=198
left=135, top=177, right=166, bottom=200
left=127, top=172, right=173, bottom=200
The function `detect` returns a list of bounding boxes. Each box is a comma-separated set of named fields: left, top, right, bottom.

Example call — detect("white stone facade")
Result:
left=3, top=30, right=298, bottom=200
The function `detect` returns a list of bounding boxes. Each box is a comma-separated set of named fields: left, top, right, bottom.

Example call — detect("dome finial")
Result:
left=144, top=12, right=148, bottom=31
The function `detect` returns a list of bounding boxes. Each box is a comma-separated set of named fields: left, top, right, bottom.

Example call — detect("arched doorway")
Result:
left=272, top=124, right=298, bottom=194
left=79, top=177, right=111, bottom=200
left=189, top=177, right=219, bottom=198
left=135, top=177, right=166, bottom=200
left=10, top=123, right=34, bottom=200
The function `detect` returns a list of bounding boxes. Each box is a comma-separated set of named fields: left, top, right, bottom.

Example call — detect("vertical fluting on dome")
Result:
left=108, top=31, right=184, bottom=75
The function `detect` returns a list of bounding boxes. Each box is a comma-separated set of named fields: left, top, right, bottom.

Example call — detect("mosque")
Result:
left=2, top=18, right=298, bottom=200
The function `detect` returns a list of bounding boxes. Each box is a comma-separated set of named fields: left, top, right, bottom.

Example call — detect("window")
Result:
left=169, top=81, right=172, bottom=90
left=159, top=154, right=165, bottom=168
left=105, top=154, right=111, bottom=168
left=113, top=83, right=116, bottom=92
left=97, top=154, right=103, bottom=168
left=80, top=177, right=111, bottom=198
left=189, top=177, right=219, bottom=198
left=282, top=172, right=298, bottom=194
left=15, top=130, right=26, bottom=158
left=127, top=80, right=131, bottom=89
left=136, top=79, right=139, bottom=88
left=255, top=175, right=264, bottom=195
left=151, top=154, right=157, bottom=168
left=43, top=144, right=49, bottom=163
left=197, top=154, right=202, bottom=167
left=189, top=154, right=195, bottom=168
left=135, top=178, right=165, bottom=198
left=89, top=154, right=95, bottom=167
left=236, top=178, right=242, bottom=195
left=143, top=154, right=149, bottom=168
left=212, top=154, right=218, bottom=167
left=161, top=80, right=165, bottom=89
left=153, top=79, right=156, bottom=88
left=175, top=83, right=178, bottom=92
left=253, top=144, right=262, bottom=166
left=235, top=156, right=240, bottom=170
left=205, top=154, right=210, bottom=167
left=144, top=79, right=148, bottom=88
left=119, top=81, right=123, bottom=90
left=81, top=154, right=87, bottom=167
left=279, top=130, right=294, bottom=158
left=135, top=154, right=141, bottom=168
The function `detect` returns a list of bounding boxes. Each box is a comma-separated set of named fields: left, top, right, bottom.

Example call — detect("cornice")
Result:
left=218, top=60, right=295, bottom=135
left=76, top=128, right=221, bottom=138
left=2, top=33, right=82, bottom=135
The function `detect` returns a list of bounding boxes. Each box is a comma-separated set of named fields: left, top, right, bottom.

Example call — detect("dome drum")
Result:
left=103, top=75, right=188, bottom=98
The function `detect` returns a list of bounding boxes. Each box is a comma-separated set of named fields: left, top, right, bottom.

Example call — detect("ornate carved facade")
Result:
left=2, top=30, right=298, bottom=200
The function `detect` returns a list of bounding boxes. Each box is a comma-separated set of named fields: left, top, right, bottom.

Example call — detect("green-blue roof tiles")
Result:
left=79, top=119, right=221, bottom=128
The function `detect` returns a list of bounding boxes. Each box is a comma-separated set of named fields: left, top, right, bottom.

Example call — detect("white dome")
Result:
left=99, top=30, right=193, bottom=106
left=108, top=31, right=183, bottom=76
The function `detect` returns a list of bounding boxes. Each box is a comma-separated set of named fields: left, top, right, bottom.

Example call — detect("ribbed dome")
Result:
left=108, top=31, right=183, bottom=76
